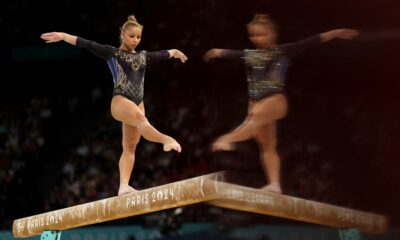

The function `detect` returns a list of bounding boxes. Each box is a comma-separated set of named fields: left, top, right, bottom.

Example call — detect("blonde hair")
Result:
left=247, top=14, right=278, bottom=38
left=120, top=15, right=143, bottom=33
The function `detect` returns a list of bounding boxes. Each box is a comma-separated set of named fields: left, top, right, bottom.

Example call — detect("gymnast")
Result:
left=204, top=14, right=358, bottom=194
left=41, top=15, right=188, bottom=196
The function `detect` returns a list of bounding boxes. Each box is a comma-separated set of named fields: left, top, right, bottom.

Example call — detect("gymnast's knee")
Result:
left=134, top=112, right=149, bottom=128
left=245, top=114, right=261, bottom=133
left=122, top=140, right=138, bottom=155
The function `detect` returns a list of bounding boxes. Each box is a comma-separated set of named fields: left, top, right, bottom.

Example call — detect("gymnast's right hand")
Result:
left=168, top=49, right=188, bottom=63
left=203, top=49, right=222, bottom=62
left=41, top=32, right=65, bottom=43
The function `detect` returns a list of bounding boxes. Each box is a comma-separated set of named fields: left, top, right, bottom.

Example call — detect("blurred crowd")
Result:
left=0, top=97, right=52, bottom=228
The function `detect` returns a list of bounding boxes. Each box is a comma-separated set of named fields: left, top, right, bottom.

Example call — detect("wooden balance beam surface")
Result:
left=209, top=182, right=388, bottom=234
left=13, top=172, right=224, bottom=238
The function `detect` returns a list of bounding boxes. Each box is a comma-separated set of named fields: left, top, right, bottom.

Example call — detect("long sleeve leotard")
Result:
left=220, top=35, right=322, bottom=101
left=76, top=37, right=170, bottom=105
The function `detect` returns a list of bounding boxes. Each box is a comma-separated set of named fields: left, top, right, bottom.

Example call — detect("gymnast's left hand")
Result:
left=331, top=29, right=360, bottom=40
left=168, top=49, right=188, bottom=63
left=40, top=32, right=65, bottom=43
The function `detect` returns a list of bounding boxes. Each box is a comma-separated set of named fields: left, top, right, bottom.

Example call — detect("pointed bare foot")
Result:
left=261, top=183, right=282, bottom=194
left=211, top=138, right=235, bottom=151
left=163, top=137, right=182, bottom=152
left=118, top=185, right=137, bottom=196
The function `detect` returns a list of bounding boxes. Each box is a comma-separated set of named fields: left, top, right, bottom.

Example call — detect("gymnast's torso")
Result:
left=76, top=37, right=170, bottom=105
left=220, top=35, right=322, bottom=101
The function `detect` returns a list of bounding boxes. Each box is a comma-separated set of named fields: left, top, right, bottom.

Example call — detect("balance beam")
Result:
left=209, top=182, right=388, bottom=234
left=13, top=172, right=388, bottom=238
left=13, top=172, right=224, bottom=238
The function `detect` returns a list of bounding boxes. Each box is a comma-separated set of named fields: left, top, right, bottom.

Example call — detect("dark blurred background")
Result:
left=1, top=0, right=399, bottom=233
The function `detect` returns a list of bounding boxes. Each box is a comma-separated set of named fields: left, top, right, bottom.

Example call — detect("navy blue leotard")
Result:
left=76, top=37, right=170, bottom=105
left=220, top=35, right=322, bottom=101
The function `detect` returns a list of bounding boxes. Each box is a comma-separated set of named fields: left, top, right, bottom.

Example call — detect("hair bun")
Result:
left=120, top=14, right=143, bottom=32
left=253, top=14, right=270, bottom=21
left=128, top=15, right=137, bottom=22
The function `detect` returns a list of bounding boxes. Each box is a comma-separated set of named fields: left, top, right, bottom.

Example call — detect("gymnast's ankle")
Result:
left=118, top=185, right=136, bottom=196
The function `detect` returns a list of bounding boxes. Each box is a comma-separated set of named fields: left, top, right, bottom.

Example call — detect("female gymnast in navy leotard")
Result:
left=41, top=15, right=188, bottom=196
left=204, top=14, right=358, bottom=194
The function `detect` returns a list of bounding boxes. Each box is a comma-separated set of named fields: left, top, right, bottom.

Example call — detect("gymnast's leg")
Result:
left=118, top=121, right=141, bottom=195
left=212, top=94, right=287, bottom=151
left=111, top=95, right=181, bottom=152
left=255, top=122, right=282, bottom=194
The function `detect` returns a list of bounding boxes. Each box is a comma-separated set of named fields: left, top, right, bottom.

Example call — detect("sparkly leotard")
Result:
left=220, top=35, right=321, bottom=101
left=76, top=37, right=170, bottom=105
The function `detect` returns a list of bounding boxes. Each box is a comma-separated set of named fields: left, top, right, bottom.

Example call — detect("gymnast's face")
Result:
left=248, top=24, right=276, bottom=49
left=120, top=26, right=142, bottom=52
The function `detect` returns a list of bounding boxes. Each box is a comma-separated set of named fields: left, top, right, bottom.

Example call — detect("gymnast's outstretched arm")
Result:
left=41, top=32, right=77, bottom=45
